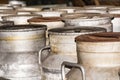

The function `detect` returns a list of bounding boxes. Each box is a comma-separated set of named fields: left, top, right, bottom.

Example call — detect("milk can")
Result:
left=0, top=25, right=47, bottom=80
left=9, top=0, right=26, bottom=7
left=62, top=15, right=113, bottom=32
left=108, top=8, right=120, bottom=32
left=2, top=15, right=41, bottom=25
left=62, top=32, right=120, bottom=80
left=61, top=13, right=100, bottom=21
left=15, top=7, right=42, bottom=15
left=74, top=5, right=111, bottom=14
left=28, top=17, right=65, bottom=45
left=39, top=27, right=106, bottom=80
left=16, top=7, right=42, bottom=12
left=84, top=5, right=114, bottom=9
left=0, top=13, right=15, bottom=21
left=53, top=7, right=83, bottom=13
left=0, top=21, right=14, bottom=26
left=0, top=6, right=14, bottom=10
left=16, top=11, right=32, bottom=15
left=75, top=8, right=107, bottom=14
left=32, top=11, right=66, bottom=17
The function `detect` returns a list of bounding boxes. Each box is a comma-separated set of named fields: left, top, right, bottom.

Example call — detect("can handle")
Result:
left=61, top=61, right=86, bottom=80
left=38, top=46, right=51, bottom=64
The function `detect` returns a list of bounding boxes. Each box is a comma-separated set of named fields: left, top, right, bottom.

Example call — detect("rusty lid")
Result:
left=0, top=25, right=47, bottom=32
left=28, top=17, right=62, bottom=22
left=48, top=27, right=106, bottom=35
left=75, top=32, right=120, bottom=42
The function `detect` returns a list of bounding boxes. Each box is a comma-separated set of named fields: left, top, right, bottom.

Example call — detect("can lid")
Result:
left=28, top=17, right=62, bottom=22
left=48, top=27, right=106, bottom=35
left=0, top=25, right=47, bottom=32
left=75, top=32, right=120, bottom=42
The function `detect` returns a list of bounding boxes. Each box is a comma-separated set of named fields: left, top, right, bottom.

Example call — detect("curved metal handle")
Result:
left=61, top=61, right=86, bottom=80
left=38, top=46, right=51, bottom=65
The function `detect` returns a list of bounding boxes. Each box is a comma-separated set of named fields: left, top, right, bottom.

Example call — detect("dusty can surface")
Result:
left=62, top=15, right=113, bottom=32
left=40, top=27, right=106, bottom=80
left=0, top=25, right=47, bottom=80
left=63, top=32, right=120, bottom=80
left=2, top=15, right=41, bottom=25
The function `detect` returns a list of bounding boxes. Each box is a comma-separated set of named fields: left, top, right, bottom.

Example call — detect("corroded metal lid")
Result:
left=75, top=32, right=120, bottom=42
left=28, top=17, right=62, bottom=22
left=48, top=27, right=106, bottom=35
left=0, top=25, right=47, bottom=32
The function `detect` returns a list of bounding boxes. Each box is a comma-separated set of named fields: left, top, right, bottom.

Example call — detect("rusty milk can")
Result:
left=62, top=32, right=120, bottom=80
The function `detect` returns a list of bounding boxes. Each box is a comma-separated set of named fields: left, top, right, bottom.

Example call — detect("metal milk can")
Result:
left=62, top=32, right=120, bottom=80
left=62, top=15, right=113, bottom=32
left=0, top=25, right=47, bottom=80
left=2, top=14, right=41, bottom=25
left=40, top=27, right=106, bottom=80
left=108, top=8, right=120, bottom=32
left=28, top=17, right=65, bottom=45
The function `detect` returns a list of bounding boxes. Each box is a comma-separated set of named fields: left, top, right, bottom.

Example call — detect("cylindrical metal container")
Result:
left=0, top=21, right=14, bottom=26
left=0, top=6, right=13, bottom=10
left=16, top=7, right=42, bottom=12
left=28, top=17, right=65, bottom=45
left=62, top=32, right=120, bottom=80
left=74, top=5, right=112, bottom=14
left=40, top=27, right=106, bottom=80
left=0, top=25, right=47, bottom=80
left=53, top=7, right=83, bottom=13
left=16, top=11, right=32, bottom=15
left=84, top=5, right=113, bottom=9
left=0, top=13, right=15, bottom=21
left=62, top=15, right=113, bottom=32
left=108, top=8, right=120, bottom=32
left=9, top=0, right=26, bottom=7
left=32, top=11, right=66, bottom=17
left=2, top=15, right=41, bottom=25
left=75, top=9, right=107, bottom=14
left=61, top=13, right=100, bottom=21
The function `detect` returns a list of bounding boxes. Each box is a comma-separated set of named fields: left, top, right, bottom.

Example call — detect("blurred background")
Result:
left=1, top=0, right=120, bottom=6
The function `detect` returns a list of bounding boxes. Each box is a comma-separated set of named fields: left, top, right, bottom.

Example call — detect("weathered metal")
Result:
left=62, top=15, right=113, bottom=32
left=32, top=11, right=66, bottom=17
left=53, top=7, right=83, bottom=13
left=108, top=8, right=120, bottom=32
left=63, top=32, right=120, bottom=80
left=0, top=21, right=14, bottom=26
left=28, top=17, right=65, bottom=45
left=40, top=27, right=106, bottom=80
left=0, top=25, right=47, bottom=80
left=2, top=15, right=41, bottom=25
